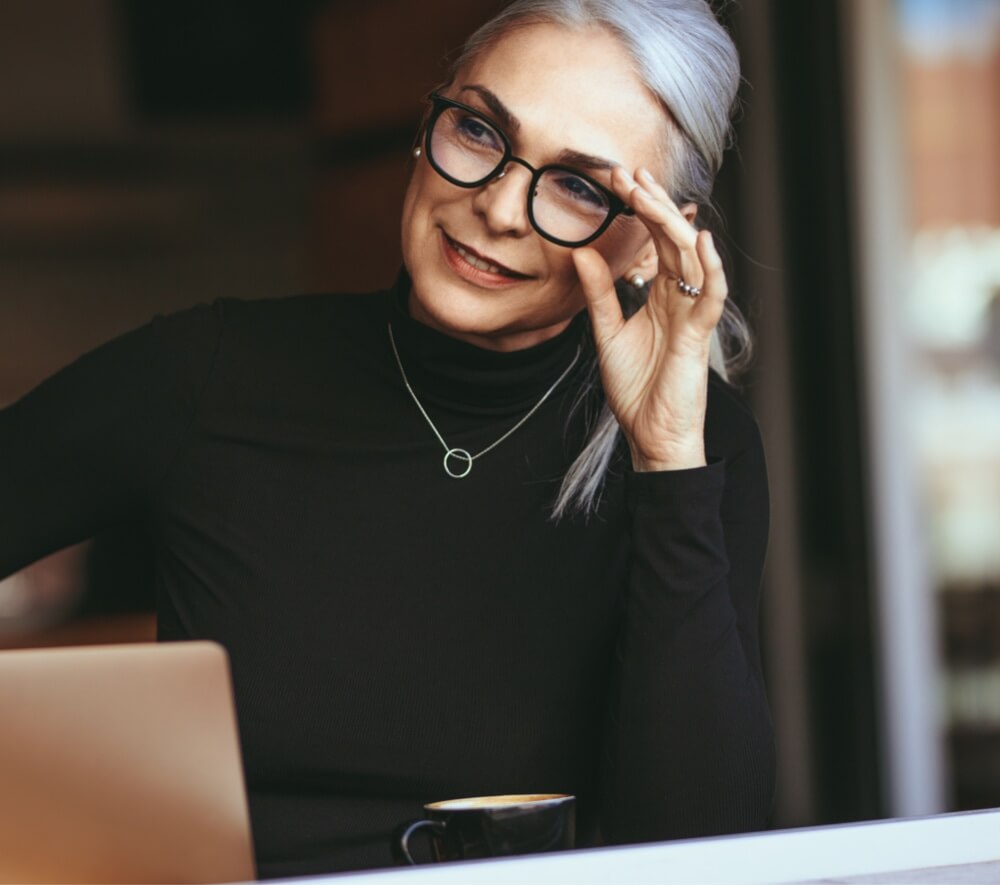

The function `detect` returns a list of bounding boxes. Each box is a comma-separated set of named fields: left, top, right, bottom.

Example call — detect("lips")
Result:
left=442, top=232, right=531, bottom=280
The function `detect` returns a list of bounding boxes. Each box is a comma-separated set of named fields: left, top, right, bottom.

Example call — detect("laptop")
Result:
left=0, top=640, right=256, bottom=884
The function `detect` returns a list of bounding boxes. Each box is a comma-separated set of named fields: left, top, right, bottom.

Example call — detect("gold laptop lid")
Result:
left=0, top=640, right=255, bottom=884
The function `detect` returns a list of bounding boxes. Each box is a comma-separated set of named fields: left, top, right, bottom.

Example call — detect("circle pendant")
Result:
left=443, top=447, right=473, bottom=479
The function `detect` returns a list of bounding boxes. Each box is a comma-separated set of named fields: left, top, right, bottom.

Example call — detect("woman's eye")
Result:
left=556, top=174, right=607, bottom=208
left=456, top=116, right=501, bottom=148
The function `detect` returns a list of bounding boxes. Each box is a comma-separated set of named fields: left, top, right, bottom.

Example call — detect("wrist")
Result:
left=628, top=439, right=707, bottom=472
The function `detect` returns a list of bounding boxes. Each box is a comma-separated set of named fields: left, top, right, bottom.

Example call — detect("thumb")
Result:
left=572, top=247, right=624, bottom=348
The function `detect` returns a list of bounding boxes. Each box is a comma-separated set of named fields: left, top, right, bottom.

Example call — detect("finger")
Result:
left=690, top=231, right=728, bottom=331
left=571, top=247, right=625, bottom=348
left=635, top=168, right=684, bottom=216
left=631, top=188, right=705, bottom=290
left=610, top=168, right=702, bottom=287
left=632, top=170, right=700, bottom=256
left=615, top=167, right=691, bottom=232
left=637, top=169, right=701, bottom=238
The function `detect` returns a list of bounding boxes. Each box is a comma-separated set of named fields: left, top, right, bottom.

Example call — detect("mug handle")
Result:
left=393, top=818, right=446, bottom=865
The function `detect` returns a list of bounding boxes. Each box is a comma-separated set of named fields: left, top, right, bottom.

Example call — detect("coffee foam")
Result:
left=426, top=794, right=571, bottom=811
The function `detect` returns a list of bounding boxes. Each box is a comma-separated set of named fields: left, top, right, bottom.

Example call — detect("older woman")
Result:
left=0, top=0, right=773, bottom=877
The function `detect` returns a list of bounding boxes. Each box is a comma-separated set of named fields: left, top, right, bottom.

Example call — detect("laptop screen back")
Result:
left=0, top=640, right=255, bottom=884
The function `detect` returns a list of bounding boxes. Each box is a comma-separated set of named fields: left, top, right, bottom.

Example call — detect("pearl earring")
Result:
left=629, top=274, right=646, bottom=289
left=413, top=147, right=422, bottom=158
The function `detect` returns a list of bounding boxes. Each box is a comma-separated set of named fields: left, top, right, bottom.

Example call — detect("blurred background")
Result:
left=0, top=0, right=997, bottom=835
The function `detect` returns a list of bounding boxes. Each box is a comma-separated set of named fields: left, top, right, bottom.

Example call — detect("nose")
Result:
left=471, top=162, right=532, bottom=238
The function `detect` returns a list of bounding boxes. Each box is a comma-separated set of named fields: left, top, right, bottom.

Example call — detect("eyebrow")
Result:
left=457, top=84, right=620, bottom=173
left=556, top=149, right=618, bottom=173
left=459, top=85, right=520, bottom=134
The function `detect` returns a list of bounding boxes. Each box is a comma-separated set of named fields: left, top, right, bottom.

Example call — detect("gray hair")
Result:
left=447, top=0, right=750, bottom=519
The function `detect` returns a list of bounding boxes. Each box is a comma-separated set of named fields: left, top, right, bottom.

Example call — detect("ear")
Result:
left=626, top=236, right=659, bottom=284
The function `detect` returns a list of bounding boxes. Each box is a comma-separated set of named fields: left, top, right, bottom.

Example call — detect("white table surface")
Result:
left=252, top=807, right=1000, bottom=885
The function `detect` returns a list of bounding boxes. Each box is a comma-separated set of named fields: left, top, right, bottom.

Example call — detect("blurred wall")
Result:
left=0, top=0, right=311, bottom=630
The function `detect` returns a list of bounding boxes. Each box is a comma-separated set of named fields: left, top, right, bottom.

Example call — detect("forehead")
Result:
left=455, top=22, right=666, bottom=169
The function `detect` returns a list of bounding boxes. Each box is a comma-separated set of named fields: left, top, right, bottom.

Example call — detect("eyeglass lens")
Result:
left=429, top=105, right=613, bottom=245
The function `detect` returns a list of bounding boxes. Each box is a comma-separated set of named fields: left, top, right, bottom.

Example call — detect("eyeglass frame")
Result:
left=422, top=92, right=636, bottom=248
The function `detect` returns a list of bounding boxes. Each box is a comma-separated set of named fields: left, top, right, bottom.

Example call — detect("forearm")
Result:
left=601, top=446, right=774, bottom=842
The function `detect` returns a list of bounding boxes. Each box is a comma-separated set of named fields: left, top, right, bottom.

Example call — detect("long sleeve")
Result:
left=0, top=303, right=223, bottom=582
left=601, top=375, right=775, bottom=842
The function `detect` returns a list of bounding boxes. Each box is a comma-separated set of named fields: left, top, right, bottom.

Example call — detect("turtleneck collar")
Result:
left=386, top=269, right=589, bottom=417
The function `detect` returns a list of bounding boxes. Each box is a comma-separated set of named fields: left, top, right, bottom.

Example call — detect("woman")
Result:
left=0, top=0, right=774, bottom=877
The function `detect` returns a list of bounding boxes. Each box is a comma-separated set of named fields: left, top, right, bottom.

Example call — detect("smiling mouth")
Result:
left=443, top=232, right=532, bottom=279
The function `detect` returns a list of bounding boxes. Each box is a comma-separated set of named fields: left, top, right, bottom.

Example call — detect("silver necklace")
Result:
left=388, top=323, right=581, bottom=479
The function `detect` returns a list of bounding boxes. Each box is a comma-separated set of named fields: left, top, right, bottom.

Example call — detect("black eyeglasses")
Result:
left=422, top=93, right=635, bottom=248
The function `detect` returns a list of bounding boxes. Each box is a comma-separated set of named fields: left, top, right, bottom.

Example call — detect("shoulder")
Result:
left=181, top=290, right=393, bottom=401
left=125, top=292, right=378, bottom=372
left=210, top=290, right=389, bottom=338
left=175, top=290, right=392, bottom=365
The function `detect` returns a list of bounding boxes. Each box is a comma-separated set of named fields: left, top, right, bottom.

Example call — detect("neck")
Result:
left=386, top=271, right=588, bottom=417
left=406, top=292, right=577, bottom=353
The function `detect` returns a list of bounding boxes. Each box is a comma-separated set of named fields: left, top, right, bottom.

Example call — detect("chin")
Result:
left=403, top=217, right=581, bottom=350
left=409, top=277, right=521, bottom=339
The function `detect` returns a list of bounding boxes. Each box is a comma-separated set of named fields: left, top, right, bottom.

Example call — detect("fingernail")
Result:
left=638, top=168, right=656, bottom=184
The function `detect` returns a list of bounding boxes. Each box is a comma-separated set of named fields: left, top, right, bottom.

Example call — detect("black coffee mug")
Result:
left=393, top=793, right=575, bottom=865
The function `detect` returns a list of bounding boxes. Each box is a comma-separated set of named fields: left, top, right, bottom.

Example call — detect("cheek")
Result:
left=541, top=243, right=578, bottom=279
left=401, top=171, right=449, bottom=278
left=538, top=247, right=587, bottom=312
left=401, top=166, right=470, bottom=259
left=403, top=164, right=445, bottom=225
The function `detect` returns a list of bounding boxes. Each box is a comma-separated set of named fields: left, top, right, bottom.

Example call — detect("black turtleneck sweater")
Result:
left=0, top=280, right=774, bottom=878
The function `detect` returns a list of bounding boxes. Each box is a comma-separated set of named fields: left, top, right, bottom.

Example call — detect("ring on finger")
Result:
left=676, top=277, right=702, bottom=298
